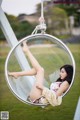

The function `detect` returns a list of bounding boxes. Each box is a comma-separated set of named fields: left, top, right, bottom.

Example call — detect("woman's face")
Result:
left=60, top=68, right=67, bottom=80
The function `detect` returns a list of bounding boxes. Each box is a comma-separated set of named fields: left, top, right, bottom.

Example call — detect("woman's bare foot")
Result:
left=22, top=41, right=29, bottom=53
left=8, top=72, right=19, bottom=79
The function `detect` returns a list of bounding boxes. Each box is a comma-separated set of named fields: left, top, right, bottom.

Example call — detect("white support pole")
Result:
left=0, top=3, right=34, bottom=91
left=74, top=97, right=80, bottom=120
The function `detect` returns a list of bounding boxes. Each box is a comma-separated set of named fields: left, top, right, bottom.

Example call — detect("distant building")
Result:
left=18, top=13, right=39, bottom=24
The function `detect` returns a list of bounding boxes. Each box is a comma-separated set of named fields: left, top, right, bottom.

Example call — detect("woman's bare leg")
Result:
left=8, top=68, right=37, bottom=79
left=22, top=42, right=44, bottom=83
left=23, top=42, right=43, bottom=72
left=23, top=42, right=45, bottom=100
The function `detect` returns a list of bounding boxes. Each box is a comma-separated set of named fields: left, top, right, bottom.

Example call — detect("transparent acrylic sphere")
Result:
left=5, top=34, right=75, bottom=106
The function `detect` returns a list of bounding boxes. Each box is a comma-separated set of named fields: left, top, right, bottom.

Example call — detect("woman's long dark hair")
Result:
left=56, top=64, right=73, bottom=84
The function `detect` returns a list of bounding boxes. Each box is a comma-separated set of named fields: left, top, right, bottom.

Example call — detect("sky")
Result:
left=1, top=0, right=41, bottom=16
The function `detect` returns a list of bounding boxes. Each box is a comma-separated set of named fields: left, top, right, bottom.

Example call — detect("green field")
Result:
left=0, top=43, right=80, bottom=120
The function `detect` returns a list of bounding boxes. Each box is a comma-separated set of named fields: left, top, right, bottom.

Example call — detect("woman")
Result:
left=8, top=42, right=73, bottom=106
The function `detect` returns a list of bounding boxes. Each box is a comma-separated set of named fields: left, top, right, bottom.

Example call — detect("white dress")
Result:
left=50, top=82, right=62, bottom=92
left=41, top=82, right=62, bottom=106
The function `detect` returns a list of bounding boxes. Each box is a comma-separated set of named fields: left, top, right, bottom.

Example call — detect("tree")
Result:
left=56, top=3, right=80, bottom=26
left=0, top=13, right=35, bottom=40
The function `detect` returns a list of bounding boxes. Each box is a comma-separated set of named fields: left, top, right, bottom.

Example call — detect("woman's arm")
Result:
left=8, top=68, right=37, bottom=79
left=56, top=81, right=69, bottom=97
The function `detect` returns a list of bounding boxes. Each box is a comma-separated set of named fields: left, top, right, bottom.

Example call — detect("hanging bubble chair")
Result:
left=5, top=33, right=75, bottom=106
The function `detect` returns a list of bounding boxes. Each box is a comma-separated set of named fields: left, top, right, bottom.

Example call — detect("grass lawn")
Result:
left=0, top=43, right=80, bottom=120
